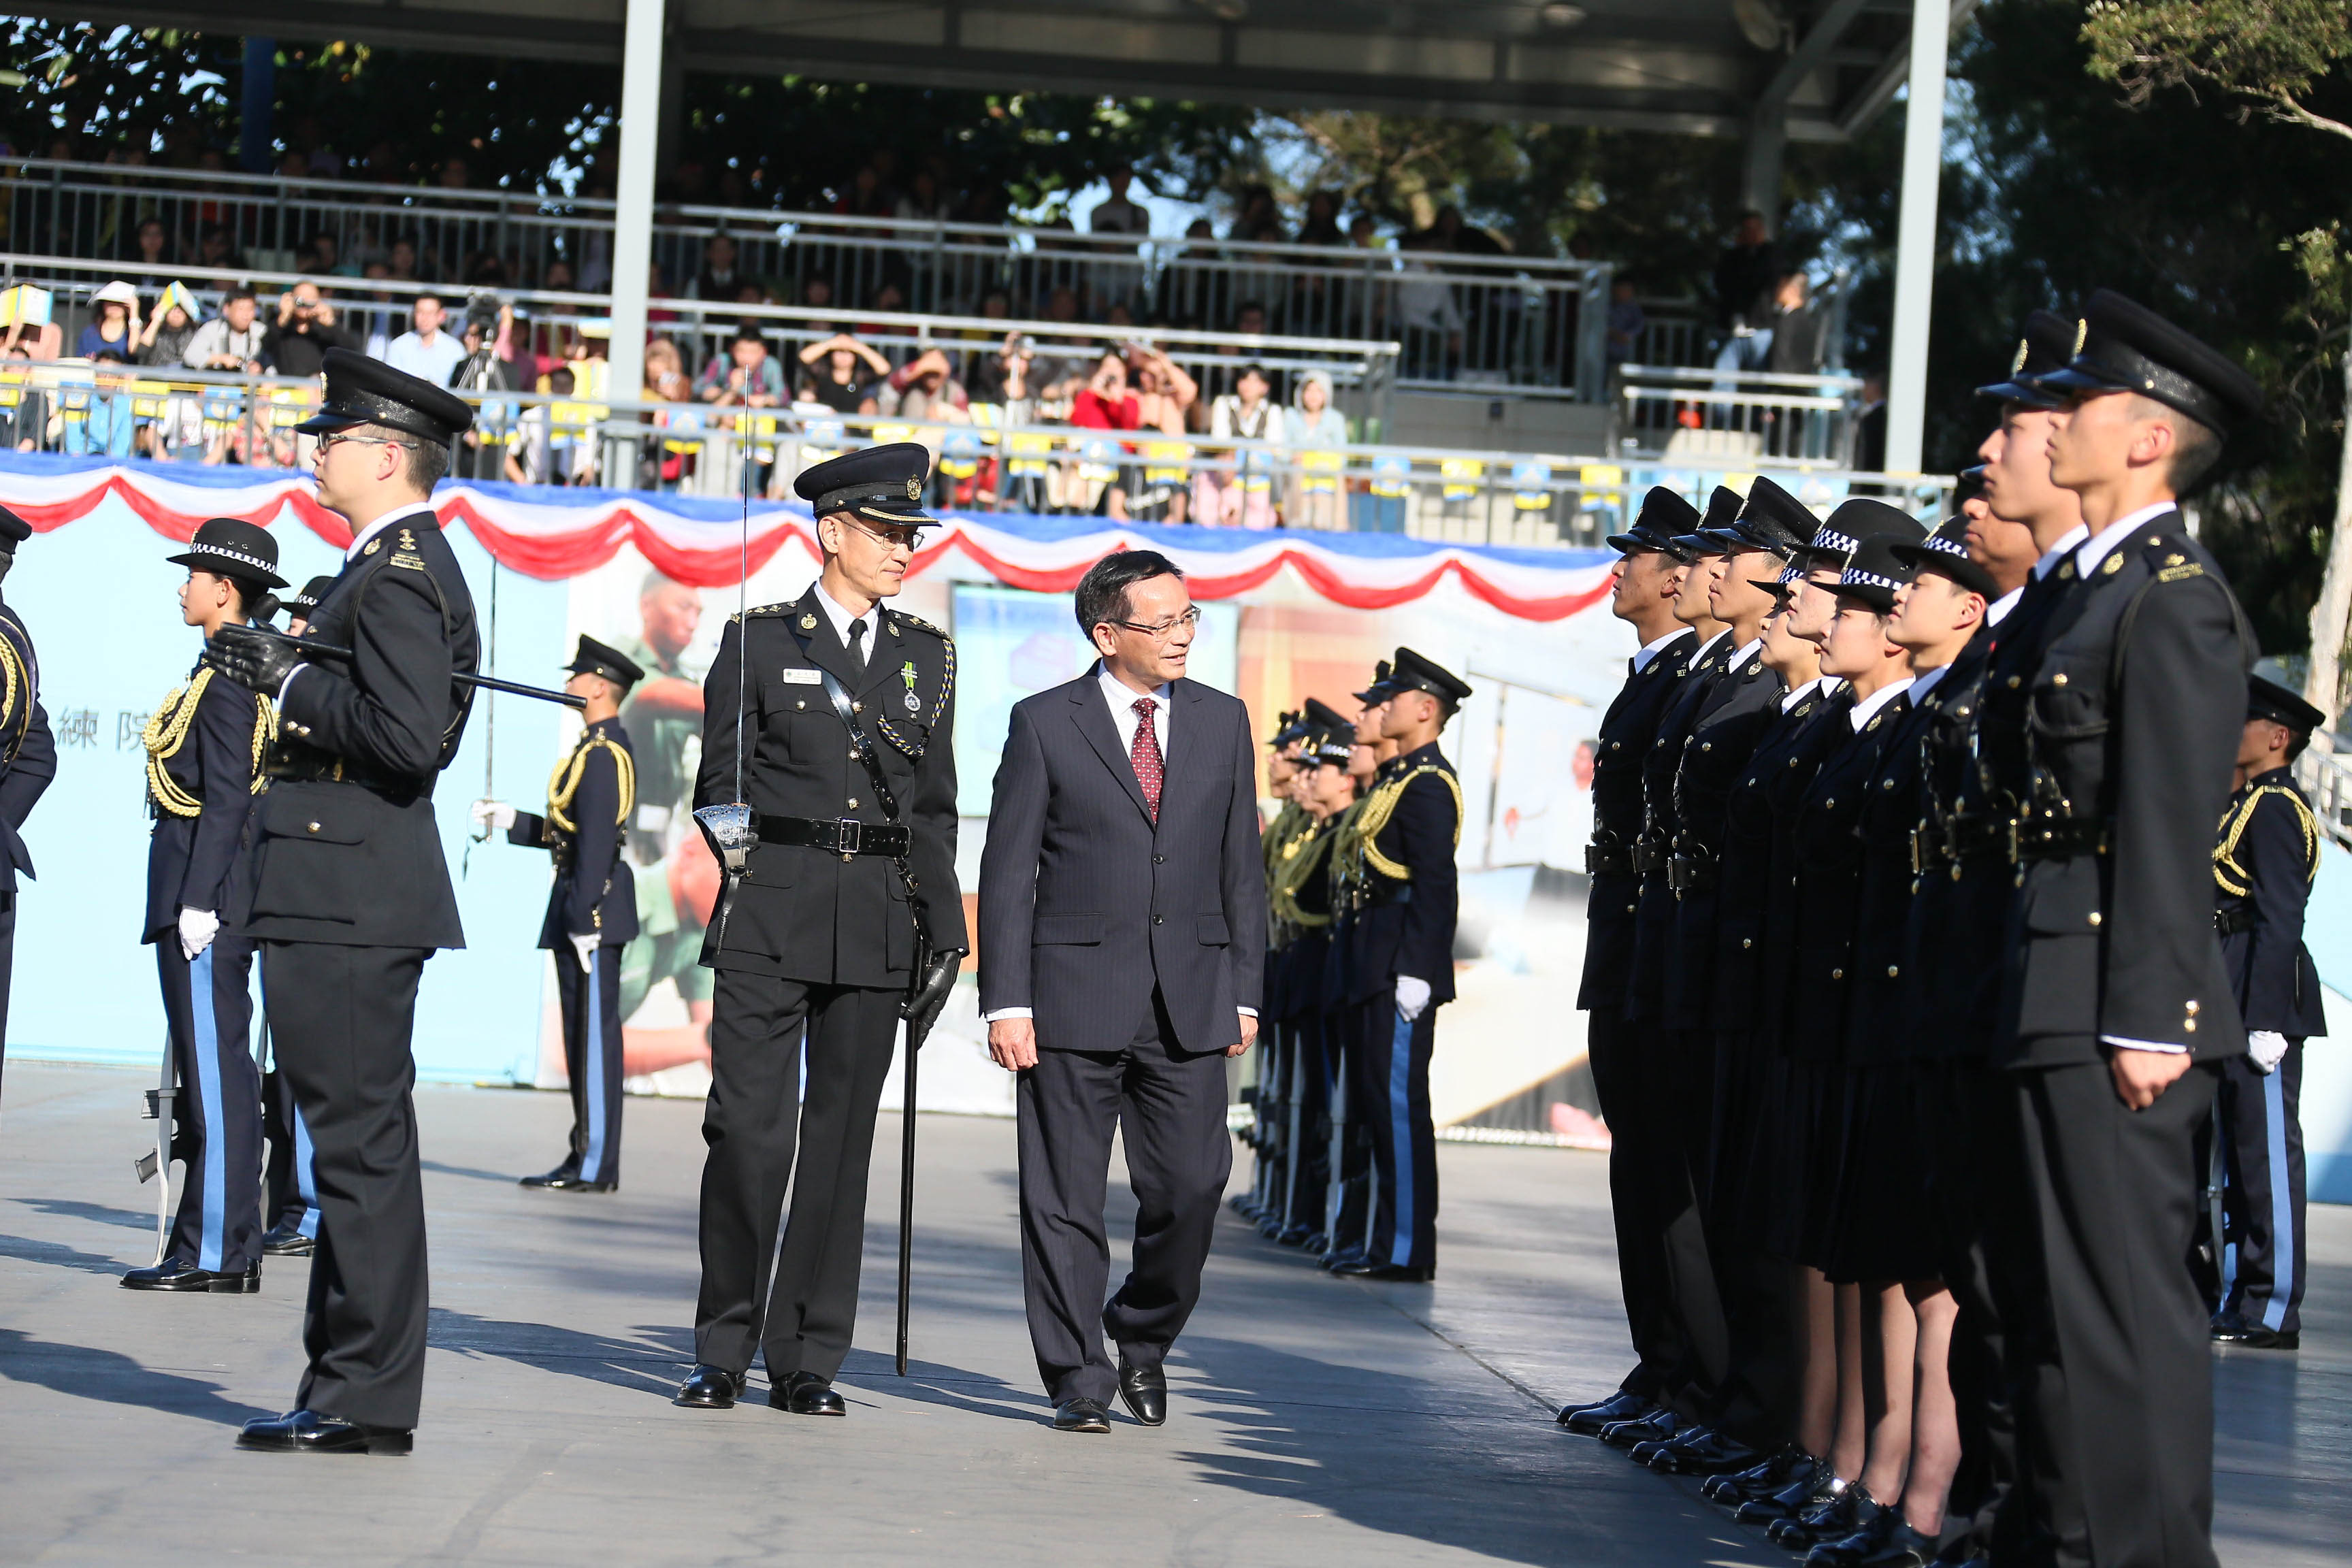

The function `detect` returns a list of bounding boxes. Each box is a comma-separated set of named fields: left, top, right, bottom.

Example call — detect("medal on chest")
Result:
left=900, top=660, right=921, bottom=713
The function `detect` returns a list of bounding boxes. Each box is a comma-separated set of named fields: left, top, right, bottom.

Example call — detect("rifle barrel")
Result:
left=278, top=635, right=587, bottom=710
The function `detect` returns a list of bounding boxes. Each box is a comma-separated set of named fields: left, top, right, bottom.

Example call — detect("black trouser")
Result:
left=695, top=971, right=900, bottom=1382
left=1699, top=1026, right=1797, bottom=1450
left=1280, top=1009, right=1333, bottom=1236
left=2014, top=1058, right=2222, bottom=1568
left=1620, top=1014, right=1727, bottom=1418
left=1587, top=1006, right=1681, bottom=1402
left=1017, top=987, right=1231, bottom=1407
left=261, top=1059, right=319, bottom=1240
left=1326, top=1000, right=1373, bottom=1256
left=156, top=934, right=264, bottom=1273
left=2205, top=1043, right=2307, bottom=1337
left=553, top=943, right=625, bottom=1185
left=1354, top=991, right=1439, bottom=1273
left=262, top=940, right=432, bottom=1430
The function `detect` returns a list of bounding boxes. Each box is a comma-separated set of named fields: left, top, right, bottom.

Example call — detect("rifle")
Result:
left=253, top=625, right=585, bottom=709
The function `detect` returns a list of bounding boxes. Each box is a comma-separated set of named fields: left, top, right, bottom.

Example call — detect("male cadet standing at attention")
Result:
left=0, top=506, right=54, bottom=1100
left=472, top=636, right=644, bottom=1192
left=123, top=519, right=284, bottom=1294
left=201, top=349, right=480, bottom=1455
left=1328, top=647, right=1469, bottom=1284
left=1994, top=290, right=2261, bottom=1568
left=1560, top=487, right=1702, bottom=1435
left=2206, top=674, right=2328, bottom=1352
left=674, top=443, right=963, bottom=1420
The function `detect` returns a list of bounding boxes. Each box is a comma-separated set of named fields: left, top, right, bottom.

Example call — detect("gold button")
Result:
left=306, top=821, right=321, bottom=834
left=1701, top=742, right=1712, bottom=752
left=1831, top=967, right=1844, bottom=980
left=848, top=797, right=860, bottom=808
left=852, top=701, right=863, bottom=713
left=2185, top=1019, right=2198, bottom=1033
left=2053, top=673, right=2068, bottom=687
left=1626, top=904, right=1637, bottom=913
left=1825, top=798, right=1835, bottom=808
left=2185, top=1000, right=2200, bottom=1015
left=851, top=748, right=861, bottom=758
left=2088, top=911, right=2102, bottom=927
left=2008, top=675, right=2021, bottom=688
left=1741, top=938, right=1753, bottom=950
left=1886, top=965, right=1899, bottom=978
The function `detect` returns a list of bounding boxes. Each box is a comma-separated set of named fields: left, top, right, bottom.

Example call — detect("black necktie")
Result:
left=847, top=618, right=868, bottom=674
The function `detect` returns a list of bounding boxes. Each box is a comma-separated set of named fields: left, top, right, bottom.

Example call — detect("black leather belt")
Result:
left=755, top=814, right=911, bottom=858
left=2215, top=902, right=2252, bottom=936
left=1585, top=840, right=1633, bottom=878
left=1667, top=853, right=1716, bottom=896
left=1913, top=813, right=2010, bottom=875
left=1631, top=837, right=1669, bottom=877
left=2010, top=815, right=2108, bottom=864
left=263, top=755, right=413, bottom=793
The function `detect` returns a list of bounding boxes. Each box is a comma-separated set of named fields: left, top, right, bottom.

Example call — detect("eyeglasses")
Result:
left=1111, top=606, right=1203, bottom=640
left=316, top=430, right=419, bottom=455
left=836, top=517, right=926, bottom=552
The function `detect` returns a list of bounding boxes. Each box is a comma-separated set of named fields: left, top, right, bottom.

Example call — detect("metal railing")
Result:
left=2297, top=733, right=2352, bottom=851
left=1612, top=363, right=1866, bottom=465
left=0, top=157, right=1611, bottom=398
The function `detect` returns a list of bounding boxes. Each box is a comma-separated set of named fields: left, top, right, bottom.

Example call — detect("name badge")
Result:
left=780, top=668, right=823, bottom=685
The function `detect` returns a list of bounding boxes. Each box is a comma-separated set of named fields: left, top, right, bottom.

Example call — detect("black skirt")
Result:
left=1820, top=1062, right=1942, bottom=1284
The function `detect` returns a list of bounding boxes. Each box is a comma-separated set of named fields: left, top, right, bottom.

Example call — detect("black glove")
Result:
left=203, top=622, right=304, bottom=696
left=900, top=947, right=964, bottom=1047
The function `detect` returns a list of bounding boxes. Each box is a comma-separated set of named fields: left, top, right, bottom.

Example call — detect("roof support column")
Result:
left=1741, top=99, right=1786, bottom=224
left=1884, top=0, right=1950, bottom=475
left=607, top=0, right=665, bottom=418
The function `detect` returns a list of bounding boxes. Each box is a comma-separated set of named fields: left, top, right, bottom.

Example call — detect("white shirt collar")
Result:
left=1848, top=675, right=1914, bottom=731
left=1097, top=662, right=1171, bottom=710
left=1780, top=674, right=1831, bottom=712
left=2031, top=523, right=2091, bottom=581
left=1631, top=627, right=1686, bottom=674
left=344, top=507, right=429, bottom=562
left=1690, top=626, right=1731, bottom=662
left=2074, top=501, right=2176, bottom=578
left=1725, top=636, right=1764, bottom=672
left=1909, top=663, right=1952, bottom=702
left=1987, top=585, right=2024, bottom=625
left=812, top=581, right=880, bottom=652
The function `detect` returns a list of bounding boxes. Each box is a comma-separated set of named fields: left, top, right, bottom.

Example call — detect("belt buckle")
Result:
left=835, top=817, right=864, bottom=860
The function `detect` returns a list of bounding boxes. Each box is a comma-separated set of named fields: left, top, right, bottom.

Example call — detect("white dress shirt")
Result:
left=1987, top=585, right=2024, bottom=625
left=1848, top=676, right=1914, bottom=732
left=1908, top=664, right=1951, bottom=704
left=1723, top=635, right=1764, bottom=674
left=1780, top=674, right=1837, bottom=713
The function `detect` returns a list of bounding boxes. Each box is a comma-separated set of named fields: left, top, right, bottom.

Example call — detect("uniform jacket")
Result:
left=978, top=667, right=1264, bottom=1054
left=1712, top=683, right=1848, bottom=1041
left=1663, top=647, right=1786, bottom=1030
left=695, top=584, right=962, bottom=987
left=1345, top=740, right=1463, bottom=1007
left=0, top=594, right=54, bottom=891
left=1786, top=691, right=1913, bottom=1059
left=508, top=717, right=640, bottom=949
left=1577, top=628, right=1696, bottom=1013
left=1995, top=512, right=2251, bottom=1068
left=142, top=655, right=267, bottom=941
left=246, top=508, right=476, bottom=950
left=1267, top=809, right=1339, bottom=1024
left=1625, top=629, right=1735, bottom=1019
left=2215, top=767, right=2328, bottom=1039
left=1843, top=676, right=1956, bottom=1064
left=1901, top=627, right=2005, bottom=1060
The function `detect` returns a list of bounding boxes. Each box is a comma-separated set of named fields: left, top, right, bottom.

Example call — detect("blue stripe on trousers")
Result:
left=1388, top=1009, right=1416, bottom=1269
left=579, top=951, right=610, bottom=1183
left=190, top=947, right=227, bottom=1273
left=293, top=1106, right=321, bottom=1239
left=2262, top=1068, right=2294, bottom=1332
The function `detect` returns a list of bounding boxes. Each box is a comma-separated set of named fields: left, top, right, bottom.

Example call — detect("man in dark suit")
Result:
left=673, top=443, right=964, bottom=1420
left=201, top=350, right=482, bottom=1455
left=0, top=506, right=54, bottom=1105
left=979, top=549, right=1267, bottom=1435
left=472, top=636, right=645, bottom=1192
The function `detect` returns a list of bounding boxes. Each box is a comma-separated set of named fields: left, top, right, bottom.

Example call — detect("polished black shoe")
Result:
left=260, top=1224, right=314, bottom=1257
left=1117, top=1361, right=1167, bottom=1426
left=1600, top=1407, right=1680, bottom=1450
left=1273, top=1224, right=1313, bottom=1247
left=1703, top=1443, right=1812, bottom=1501
left=1053, top=1397, right=1112, bottom=1434
left=1226, top=1194, right=1255, bottom=1217
left=1332, top=1260, right=1435, bottom=1282
left=1855, top=1520, right=1942, bottom=1567
left=1737, top=1462, right=1839, bottom=1526
left=520, top=1164, right=617, bottom=1192
left=2212, top=1316, right=2299, bottom=1350
left=236, top=1409, right=412, bottom=1455
left=1558, top=1389, right=1652, bottom=1433
left=672, top=1364, right=747, bottom=1409
left=772, top=1371, right=846, bottom=1416
left=1320, top=1247, right=1369, bottom=1273
left=122, top=1258, right=260, bottom=1293
left=1805, top=1497, right=1897, bottom=1566
left=1299, top=1232, right=1330, bottom=1256
left=1650, top=1425, right=1761, bottom=1475
left=1630, top=1420, right=1708, bottom=1465
left=1772, top=1486, right=1876, bottom=1550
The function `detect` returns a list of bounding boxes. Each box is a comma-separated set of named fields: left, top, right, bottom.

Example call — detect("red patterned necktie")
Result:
left=1130, top=697, right=1164, bottom=821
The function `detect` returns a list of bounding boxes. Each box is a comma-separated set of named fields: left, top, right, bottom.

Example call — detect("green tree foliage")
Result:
left=2082, top=0, right=2352, bottom=141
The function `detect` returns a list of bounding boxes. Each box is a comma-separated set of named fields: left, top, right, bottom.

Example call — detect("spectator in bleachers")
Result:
left=835, top=161, right=896, bottom=220
left=78, top=281, right=142, bottom=359
left=689, top=232, right=742, bottom=301
left=642, top=338, right=692, bottom=404
left=797, top=331, right=889, bottom=414
left=896, top=167, right=955, bottom=226
left=1712, top=209, right=1782, bottom=337
left=382, top=291, right=467, bottom=386
left=798, top=274, right=839, bottom=335
left=1605, top=276, right=1646, bottom=372
left=135, top=217, right=176, bottom=271
left=1232, top=185, right=1286, bottom=244
left=1284, top=370, right=1348, bottom=531
left=1298, top=191, right=1344, bottom=247
left=1763, top=270, right=1827, bottom=374
left=1395, top=231, right=1465, bottom=380
left=195, top=223, right=246, bottom=274
left=184, top=287, right=266, bottom=372
left=875, top=347, right=968, bottom=423
left=699, top=326, right=787, bottom=407
left=300, top=230, right=358, bottom=277
left=1127, top=346, right=1199, bottom=524
left=385, top=238, right=421, bottom=283
left=137, top=287, right=200, bottom=367
left=1090, top=164, right=1150, bottom=238
left=1195, top=361, right=1278, bottom=529
left=64, top=350, right=141, bottom=459
left=970, top=331, right=1036, bottom=408
left=261, top=280, right=355, bottom=378
left=1069, top=350, right=1143, bottom=519
left=507, top=365, right=588, bottom=486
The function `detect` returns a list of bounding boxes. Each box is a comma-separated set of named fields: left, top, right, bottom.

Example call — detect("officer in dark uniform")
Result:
left=0, top=506, right=53, bottom=1102
left=1989, top=290, right=2261, bottom=1568
left=1241, top=708, right=1312, bottom=1230
left=1320, top=663, right=1402, bottom=1271
left=1558, top=488, right=1705, bottom=1436
left=472, top=636, right=645, bottom=1192
left=280, top=574, right=338, bottom=635
left=201, top=348, right=482, bottom=1455
left=675, top=442, right=965, bottom=1418
left=121, top=519, right=284, bottom=1293
left=1328, top=647, right=1468, bottom=1283
left=1266, top=721, right=1358, bottom=1247
left=2206, top=674, right=2328, bottom=1351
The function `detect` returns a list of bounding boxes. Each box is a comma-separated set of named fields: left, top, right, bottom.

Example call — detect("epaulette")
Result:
left=886, top=611, right=949, bottom=640
left=2138, top=534, right=2206, bottom=585
left=735, top=602, right=794, bottom=623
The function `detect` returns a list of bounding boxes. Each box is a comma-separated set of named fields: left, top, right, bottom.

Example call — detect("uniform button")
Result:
left=1831, top=967, right=1844, bottom=980
left=1825, top=798, right=1835, bottom=808
left=2185, top=999, right=2200, bottom=1015
left=2053, top=672, right=2068, bottom=687
left=848, top=797, right=860, bottom=808
left=1882, top=779, right=1895, bottom=789
left=1741, top=938, right=1752, bottom=950
left=1626, top=904, right=1637, bottom=913
left=1886, top=965, right=1899, bottom=978
left=796, top=700, right=807, bottom=710
left=2184, top=1019, right=2198, bottom=1033
left=306, top=821, right=321, bottom=834
left=2087, top=911, right=2102, bottom=927
left=850, top=748, right=860, bottom=757
left=1701, top=742, right=1712, bottom=752
left=1154, top=914, right=1164, bottom=926
left=1153, top=854, right=1165, bottom=864
left=2007, top=675, right=2021, bottom=688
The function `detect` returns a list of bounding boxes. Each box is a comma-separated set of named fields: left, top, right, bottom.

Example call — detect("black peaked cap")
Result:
left=1605, top=486, right=1699, bottom=555
left=794, top=441, right=936, bottom=528
left=1828, top=526, right=1927, bottom=615
left=1390, top=645, right=1471, bottom=712
left=2247, top=674, right=2326, bottom=735
left=298, top=346, right=476, bottom=443
left=565, top=634, right=647, bottom=691
left=1977, top=310, right=2076, bottom=407
left=1354, top=659, right=1396, bottom=704
left=1303, top=696, right=1354, bottom=737
left=1803, top=496, right=1925, bottom=571
left=2027, top=289, right=2263, bottom=434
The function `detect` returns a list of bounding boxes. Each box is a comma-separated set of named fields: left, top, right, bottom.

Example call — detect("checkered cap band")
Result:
left=1810, top=526, right=1857, bottom=557
left=1925, top=533, right=1969, bottom=560
left=1838, top=566, right=1899, bottom=590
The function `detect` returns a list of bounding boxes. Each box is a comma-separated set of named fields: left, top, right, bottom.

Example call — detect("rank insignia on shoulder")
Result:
left=399, top=528, right=418, bottom=551
left=2158, top=561, right=2204, bottom=583
left=2164, top=553, right=2186, bottom=567
left=892, top=611, right=946, bottom=638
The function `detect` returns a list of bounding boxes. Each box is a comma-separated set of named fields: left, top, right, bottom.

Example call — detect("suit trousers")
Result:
left=262, top=939, right=432, bottom=1430
left=1586, top=1007, right=1680, bottom=1401
left=157, top=935, right=264, bottom=1273
left=1356, top=993, right=1439, bottom=1272
left=554, top=945, right=626, bottom=1186
left=1017, top=989, right=1232, bottom=1407
left=694, top=970, right=902, bottom=1382
left=2016, top=1058, right=2222, bottom=1568
left=2210, top=1043, right=2307, bottom=1336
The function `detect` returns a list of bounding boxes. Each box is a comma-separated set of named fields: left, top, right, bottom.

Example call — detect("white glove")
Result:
left=2247, top=1030, right=2290, bottom=1075
left=470, top=798, right=517, bottom=833
left=177, top=907, right=220, bottom=962
left=569, top=932, right=600, bottom=974
left=1395, top=975, right=1431, bottom=1024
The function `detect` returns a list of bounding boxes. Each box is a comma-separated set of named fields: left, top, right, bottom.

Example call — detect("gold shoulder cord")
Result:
left=250, top=694, right=277, bottom=792
left=1359, top=764, right=1466, bottom=881
left=875, top=632, right=953, bottom=760
left=0, top=632, right=22, bottom=765
left=142, top=670, right=211, bottom=817
left=2212, top=783, right=2321, bottom=898
left=1269, top=821, right=1339, bottom=935
left=546, top=734, right=638, bottom=834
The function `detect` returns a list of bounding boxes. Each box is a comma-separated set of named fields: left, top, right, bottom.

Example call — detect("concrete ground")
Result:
left=1, top=1060, right=2346, bottom=1567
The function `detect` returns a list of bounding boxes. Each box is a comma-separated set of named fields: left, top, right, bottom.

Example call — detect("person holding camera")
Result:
left=261, top=282, right=354, bottom=380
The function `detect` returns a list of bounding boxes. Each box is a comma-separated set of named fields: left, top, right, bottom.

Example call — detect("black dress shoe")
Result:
left=2212, top=1318, right=2299, bottom=1350
left=1855, top=1520, right=1941, bottom=1567
left=1275, top=1224, right=1313, bottom=1247
left=122, top=1258, right=260, bottom=1293
left=1703, top=1443, right=1811, bottom=1501
left=1558, top=1389, right=1652, bottom=1433
left=1771, top=1486, right=1876, bottom=1550
left=1320, top=1247, right=1368, bottom=1273
left=520, top=1164, right=617, bottom=1192
left=1331, top=1260, right=1435, bottom=1282
left=772, top=1371, right=846, bottom=1416
left=1600, top=1407, right=1679, bottom=1449
left=1117, top=1362, right=1167, bottom=1426
left=673, top=1364, right=747, bottom=1409
left=1300, top=1232, right=1329, bottom=1256
left=1805, top=1497, right=1897, bottom=1566
left=1052, top=1397, right=1112, bottom=1433
left=236, top=1409, right=412, bottom=1455
left=1650, top=1426, right=1761, bottom=1475
left=261, top=1224, right=314, bottom=1257
left=1737, top=1461, right=1839, bottom=1526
